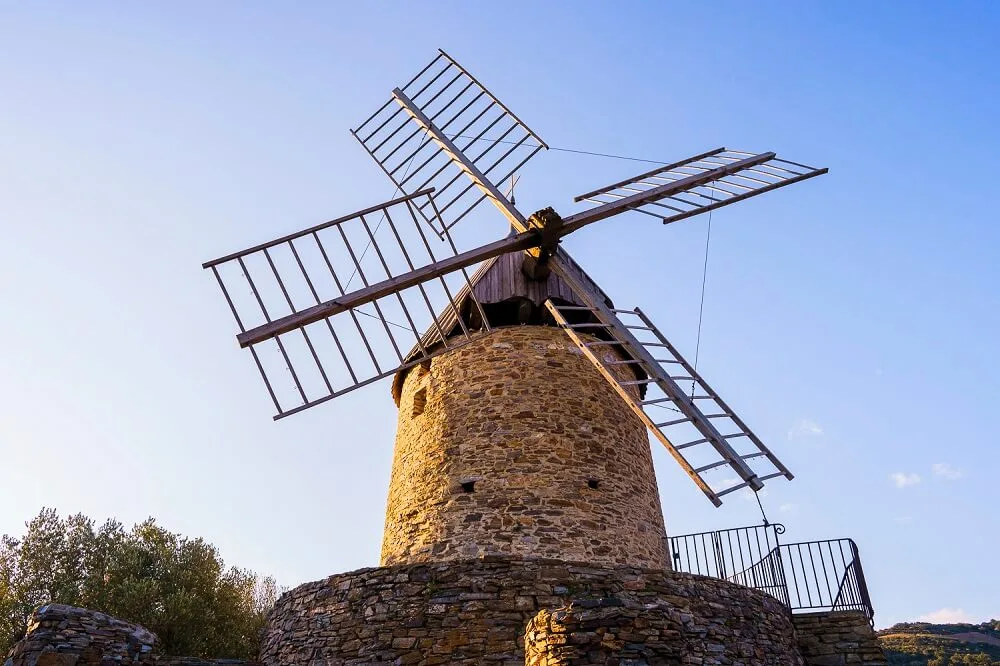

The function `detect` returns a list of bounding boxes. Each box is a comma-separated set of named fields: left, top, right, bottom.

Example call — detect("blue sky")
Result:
left=1, top=2, right=997, bottom=629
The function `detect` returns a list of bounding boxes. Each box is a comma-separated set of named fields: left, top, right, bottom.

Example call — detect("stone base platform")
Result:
left=261, top=556, right=803, bottom=665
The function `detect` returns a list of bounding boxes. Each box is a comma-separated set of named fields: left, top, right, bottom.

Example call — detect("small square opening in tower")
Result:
left=412, top=388, right=427, bottom=417
left=587, top=478, right=601, bottom=490
left=460, top=480, right=476, bottom=493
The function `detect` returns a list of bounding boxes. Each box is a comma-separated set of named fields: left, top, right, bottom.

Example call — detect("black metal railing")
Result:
left=669, top=523, right=789, bottom=605
left=779, top=539, right=873, bottom=618
left=668, top=524, right=873, bottom=622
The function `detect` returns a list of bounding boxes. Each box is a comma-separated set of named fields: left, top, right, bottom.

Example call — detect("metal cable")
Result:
left=691, top=195, right=715, bottom=397
left=448, top=134, right=672, bottom=165
left=339, top=135, right=434, bottom=333
left=341, top=137, right=689, bottom=340
left=343, top=133, right=431, bottom=292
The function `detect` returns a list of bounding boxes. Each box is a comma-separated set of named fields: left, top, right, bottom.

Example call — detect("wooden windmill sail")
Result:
left=202, top=49, right=827, bottom=507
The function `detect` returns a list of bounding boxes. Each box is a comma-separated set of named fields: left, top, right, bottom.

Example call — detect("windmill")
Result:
left=202, top=49, right=827, bottom=509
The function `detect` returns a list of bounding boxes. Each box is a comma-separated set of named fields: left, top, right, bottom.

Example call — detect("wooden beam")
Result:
left=547, top=250, right=763, bottom=503
left=631, top=307, right=793, bottom=481
left=436, top=49, right=549, bottom=150
left=558, top=152, right=777, bottom=235
left=391, top=88, right=529, bottom=233
left=546, top=296, right=723, bottom=506
left=225, top=143, right=825, bottom=352
left=573, top=147, right=727, bottom=202
left=235, top=230, right=541, bottom=348
left=659, top=168, right=829, bottom=226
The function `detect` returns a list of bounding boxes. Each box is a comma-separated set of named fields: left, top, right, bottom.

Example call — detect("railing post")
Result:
left=772, top=544, right=792, bottom=609
left=831, top=562, right=854, bottom=610
left=712, top=531, right=727, bottom=579
left=848, top=540, right=875, bottom=624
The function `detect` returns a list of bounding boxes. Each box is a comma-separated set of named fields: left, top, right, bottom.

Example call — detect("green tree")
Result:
left=0, top=509, right=278, bottom=659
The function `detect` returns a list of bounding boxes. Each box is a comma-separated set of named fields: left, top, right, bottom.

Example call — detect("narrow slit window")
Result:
left=412, top=388, right=427, bottom=417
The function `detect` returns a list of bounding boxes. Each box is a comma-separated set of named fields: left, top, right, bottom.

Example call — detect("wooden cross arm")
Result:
left=235, top=229, right=541, bottom=348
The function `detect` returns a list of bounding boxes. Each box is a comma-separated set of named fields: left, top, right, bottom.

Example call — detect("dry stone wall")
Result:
left=3, top=605, right=254, bottom=666
left=792, top=611, right=886, bottom=666
left=523, top=596, right=796, bottom=666
left=383, top=325, right=669, bottom=569
left=261, top=556, right=802, bottom=666
left=4, top=604, right=158, bottom=666
left=1, top=566, right=882, bottom=666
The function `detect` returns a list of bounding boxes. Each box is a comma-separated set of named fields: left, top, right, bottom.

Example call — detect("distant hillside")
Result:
left=879, top=621, right=1000, bottom=665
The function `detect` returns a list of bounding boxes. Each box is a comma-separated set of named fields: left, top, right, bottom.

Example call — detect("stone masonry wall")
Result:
left=4, top=604, right=158, bottom=666
left=261, top=557, right=802, bottom=666
left=523, top=596, right=797, bottom=666
left=382, top=325, right=670, bottom=569
left=792, top=611, right=886, bottom=666
left=3, top=604, right=254, bottom=666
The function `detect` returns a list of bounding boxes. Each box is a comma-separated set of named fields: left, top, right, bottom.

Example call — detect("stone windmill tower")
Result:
left=201, top=51, right=882, bottom=665
left=381, top=252, right=673, bottom=570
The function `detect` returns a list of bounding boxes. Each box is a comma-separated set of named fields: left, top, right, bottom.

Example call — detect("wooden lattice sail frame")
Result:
left=202, top=48, right=827, bottom=506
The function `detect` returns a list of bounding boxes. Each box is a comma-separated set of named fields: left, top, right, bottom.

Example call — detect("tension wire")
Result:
left=691, top=189, right=715, bottom=396
left=446, top=134, right=674, bottom=166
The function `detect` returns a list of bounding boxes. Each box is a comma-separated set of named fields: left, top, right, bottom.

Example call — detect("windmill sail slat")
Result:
left=201, top=47, right=828, bottom=503
left=544, top=257, right=793, bottom=506
left=202, top=190, right=511, bottom=420
left=568, top=149, right=828, bottom=229
left=352, top=50, right=546, bottom=234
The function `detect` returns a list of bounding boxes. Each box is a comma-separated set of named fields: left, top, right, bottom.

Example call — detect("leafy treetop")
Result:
left=0, top=508, right=278, bottom=660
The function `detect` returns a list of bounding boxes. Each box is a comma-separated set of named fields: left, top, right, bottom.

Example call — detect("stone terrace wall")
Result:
left=383, top=326, right=669, bottom=570
left=262, top=557, right=802, bottom=666
left=4, top=604, right=158, bottom=666
left=792, top=611, right=886, bottom=666
left=156, top=656, right=257, bottom=666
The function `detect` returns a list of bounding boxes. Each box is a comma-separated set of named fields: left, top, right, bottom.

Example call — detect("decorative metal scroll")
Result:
left=202, top=190, right=489, bottom=419
left=546, top=300, right=793, bottom=506
left=352, top=49, right=547, bottom=234
left=572, top=148, right=828, bottom=226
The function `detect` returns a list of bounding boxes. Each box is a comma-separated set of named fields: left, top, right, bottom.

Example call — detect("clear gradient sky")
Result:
left=1, top=2, right=997, bottom=629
